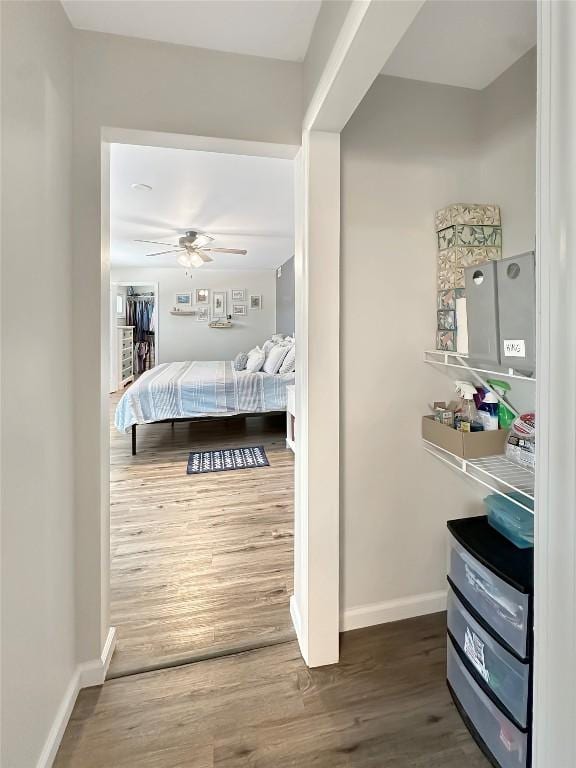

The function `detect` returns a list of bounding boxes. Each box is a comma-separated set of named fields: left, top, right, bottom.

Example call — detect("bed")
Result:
left=115, top=360, right=295, bottom=454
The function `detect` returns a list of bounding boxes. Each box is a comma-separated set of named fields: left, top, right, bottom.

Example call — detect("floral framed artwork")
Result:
left=232, top=304, right=247, bottom=316
left=249, top=295, right=262, bottom=310
left=212, top=291, right=227, bottom=317
left=195, top=288, right=209, bottom=304
left=231, top=289, right=245, bottom=301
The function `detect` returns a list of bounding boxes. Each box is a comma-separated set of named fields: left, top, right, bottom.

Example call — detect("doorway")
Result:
left=110, top=281, right=158, bottom=394
left=105, top=135, right=299, bottom=677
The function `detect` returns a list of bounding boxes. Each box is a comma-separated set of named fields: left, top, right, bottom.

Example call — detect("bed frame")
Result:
left=130, top=411, right=285, bottom=455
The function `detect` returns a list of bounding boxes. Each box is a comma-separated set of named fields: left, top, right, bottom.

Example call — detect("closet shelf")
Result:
left=424, top=350, right=536, bottom=382
left=423, top=440, right=534, bottom=514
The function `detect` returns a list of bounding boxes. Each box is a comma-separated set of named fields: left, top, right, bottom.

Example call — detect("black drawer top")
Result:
left=448, top=516, right=533, bottom=594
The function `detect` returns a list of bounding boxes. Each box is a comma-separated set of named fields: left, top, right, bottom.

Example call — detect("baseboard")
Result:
left=340, top=590, right=447, bottom=632
left=36, top=627, right=117, bottom=768
left=289, top=595, right=304, bottom=654
left=78, top=626, right=117, bottom=688
left=36, top=670, right=81, bottom=768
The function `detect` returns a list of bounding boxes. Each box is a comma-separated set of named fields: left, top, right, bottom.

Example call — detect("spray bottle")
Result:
left=478, top=391, right=499, bottom=431
left=454, top=381, right=483, bottom=432
left=486, top=379, right=516, bottom=430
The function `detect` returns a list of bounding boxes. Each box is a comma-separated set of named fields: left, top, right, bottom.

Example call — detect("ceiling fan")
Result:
left=134, top=230, right=247, bottom=268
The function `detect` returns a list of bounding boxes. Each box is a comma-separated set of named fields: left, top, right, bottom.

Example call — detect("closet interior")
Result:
left=111, top=283, right=156, bottom=392
left=125, top=286, right=156, bottom=375
left=341, top=7, right=537, bottom=766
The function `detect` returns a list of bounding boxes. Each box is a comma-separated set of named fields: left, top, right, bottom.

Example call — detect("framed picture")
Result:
left=249, top=294, right=262, bottom=310
left=231, top=289, right=245, bottom=301
left=212, top=291, right=227, bottom=317
left=175, top=292, right=191, bottom=307
left=232, top=303, right=247, bottom=316
left=195, top=288, right=209, bottom=304
left=196, top=307, right=209, bottom=322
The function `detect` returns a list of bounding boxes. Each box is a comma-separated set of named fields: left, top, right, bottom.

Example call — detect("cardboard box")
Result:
left=422, top=415, right=508, bottom=459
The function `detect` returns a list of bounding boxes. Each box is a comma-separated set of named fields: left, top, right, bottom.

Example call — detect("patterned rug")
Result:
left=187, top=445, right=270, bottom=475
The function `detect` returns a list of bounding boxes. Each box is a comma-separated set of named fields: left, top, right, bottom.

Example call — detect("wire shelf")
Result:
left=424, top=350, right=536, bottom=382
left=423, top=440, right=534, bottom=513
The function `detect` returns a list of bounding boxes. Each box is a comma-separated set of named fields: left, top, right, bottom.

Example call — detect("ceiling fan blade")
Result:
left=146, top=249, right=184, bottom=257
left=202, top=247, right=248, bottom=255
left=193, top=233, right=215, bottom=246
left=134, top=239, right=178, bottom=247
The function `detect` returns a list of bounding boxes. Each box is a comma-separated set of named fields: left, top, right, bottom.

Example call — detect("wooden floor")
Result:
left=56, top=613, right=489, bottom=767
left=108, top=390, right=295, bottom=677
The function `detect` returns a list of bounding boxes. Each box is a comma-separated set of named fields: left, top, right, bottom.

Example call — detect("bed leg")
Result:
left=171, top=420, right=175, bottom=430
left=131, top=424, right=137, bottom=456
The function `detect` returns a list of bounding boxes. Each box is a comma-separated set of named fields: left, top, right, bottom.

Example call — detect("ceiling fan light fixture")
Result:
left=189, top=251, right=205, bottom=268
left=177, top=253, right=193, bottom=268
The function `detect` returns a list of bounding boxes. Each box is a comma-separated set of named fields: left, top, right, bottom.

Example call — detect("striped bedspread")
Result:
left=115, top=360, right=295, bottom=432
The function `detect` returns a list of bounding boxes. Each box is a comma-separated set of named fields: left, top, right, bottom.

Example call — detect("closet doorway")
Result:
left=110, top=281, right=158, bottom=393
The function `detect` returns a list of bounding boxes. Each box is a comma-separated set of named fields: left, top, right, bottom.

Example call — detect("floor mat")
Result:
left=187, top=445, right=270, bottom=474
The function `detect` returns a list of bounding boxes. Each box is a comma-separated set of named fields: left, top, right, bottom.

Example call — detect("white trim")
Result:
left=533, top=2, right=576, bottom=765
left=294, top=131, right=340, bottom=667
left=35, top=627, right=116, bottom=768
left=341, top=591, right=448, bottom=632
left=101, top=127, right=299, bottom=160
left=36, top=673, right=81, bottom=768
left=78, top=626, right=117, bottom=688
left=290, top=594, right=303, bottom=646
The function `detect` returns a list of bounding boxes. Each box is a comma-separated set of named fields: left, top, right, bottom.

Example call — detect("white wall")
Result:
left=72, top=30, right=303, bottom=664
left=479, top=48, right=537, bottom=258
left=111, top=268, right=276, bottom=362
left=1, top=1, right=75, bottom=766
left=340, top=56, right=536, bottom=624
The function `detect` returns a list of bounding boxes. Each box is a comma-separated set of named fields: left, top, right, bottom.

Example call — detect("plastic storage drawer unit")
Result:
left=447, top=588, right=530, bottom=727
left=448, top=519, right=532, bottom=659
left=448, top=638, right=528, bottom=768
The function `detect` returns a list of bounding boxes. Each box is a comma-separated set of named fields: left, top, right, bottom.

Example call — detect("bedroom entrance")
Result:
left=106, top=137, right=297, bottom=677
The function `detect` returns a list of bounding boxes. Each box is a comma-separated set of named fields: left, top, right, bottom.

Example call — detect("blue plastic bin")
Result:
left=484, top=493, right=534, bottom=549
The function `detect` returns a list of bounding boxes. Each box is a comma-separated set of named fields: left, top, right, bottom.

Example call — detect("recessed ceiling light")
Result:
left=131, top=183, right=152, bottom=191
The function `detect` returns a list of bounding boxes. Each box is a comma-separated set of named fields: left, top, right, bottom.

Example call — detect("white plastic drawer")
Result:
left=448, top=638, right=528, bottom=768
left=447, top=589, right=530, bottom=727
left=449, top=533, right=530, bottom=658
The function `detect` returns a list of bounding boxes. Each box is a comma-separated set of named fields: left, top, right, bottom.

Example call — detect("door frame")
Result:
left=100, top=128, right=341, bottom=666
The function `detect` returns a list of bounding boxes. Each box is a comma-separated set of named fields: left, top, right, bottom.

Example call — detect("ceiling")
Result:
left=61, top=0, right=321, bottom=62
left=110, top=144, right=295, bottom=270
left=381, top=0, right=536, bottom=90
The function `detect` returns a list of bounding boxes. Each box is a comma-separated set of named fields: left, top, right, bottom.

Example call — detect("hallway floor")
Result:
left=108, top=391, right=295, bottom=677
left=55, top=613, right=489, bottom=767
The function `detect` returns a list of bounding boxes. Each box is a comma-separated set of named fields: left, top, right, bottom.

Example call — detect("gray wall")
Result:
left=275, top=256, right=295, bottom=336
left=111, top=268, right=277, bottom=362
left=304, top=0, right=352, bottom=107
left=72, top=29, right=303, bottom=664
left=340, top=53, right=536, bottom=616
left=479, top=48, right=536, bottom=258
left=1, top=2, right=76, bottom=765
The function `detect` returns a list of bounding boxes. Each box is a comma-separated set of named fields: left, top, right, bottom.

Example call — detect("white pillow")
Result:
left=263, top=343, right=290, bottom=374
left=246, top=346, right=265, bottom=372
left=262, top=339, right=276, bottom=356
left=279, top=345, right=296, bottom=374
